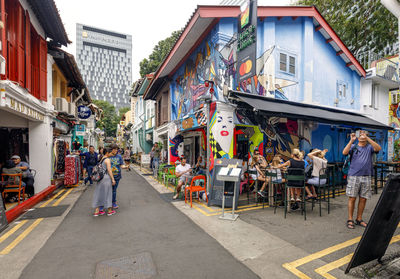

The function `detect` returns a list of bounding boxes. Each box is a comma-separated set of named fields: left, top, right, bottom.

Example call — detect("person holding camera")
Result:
left=343, top=130, right=381, bottom=229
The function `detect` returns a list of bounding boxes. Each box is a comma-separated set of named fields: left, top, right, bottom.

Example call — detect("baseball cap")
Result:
left=11, top=155, right=20, bottom=160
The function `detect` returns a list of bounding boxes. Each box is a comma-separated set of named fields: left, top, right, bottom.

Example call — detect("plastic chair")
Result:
left=164, top=167, right=177, bottom=188
left=157, top=164, right=166, bottom=182
left=185, top=175, right=207, bottom=208
left=311, top=168, right=330, bottom=216
left=284, top=168, right=306, bottom=220
left=1, top=173, right=25, bottom=205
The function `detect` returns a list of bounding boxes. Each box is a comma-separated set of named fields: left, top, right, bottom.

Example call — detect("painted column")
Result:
left=29, top=115, right=53, bottom=193
left=302, top=18, right=314, bottom=103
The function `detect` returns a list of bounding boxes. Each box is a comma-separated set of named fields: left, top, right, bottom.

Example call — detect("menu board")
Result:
left=0, top=197, right=8, bottom=233
left=208, top=158, right=243, bottom=209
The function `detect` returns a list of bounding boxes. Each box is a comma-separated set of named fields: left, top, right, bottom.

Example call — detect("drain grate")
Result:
left=19, top=205, right=69, bottom=220
left=95, top=252, right=157, bottom=279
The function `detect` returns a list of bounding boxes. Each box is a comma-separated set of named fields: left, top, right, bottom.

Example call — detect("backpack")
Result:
left=91, top=158, right=107, bottom=182
left=305, top=163, right=313, bottom=179
left=88, top=153, right=97, bottom=166
left=342, top=145, right=358, bottom=175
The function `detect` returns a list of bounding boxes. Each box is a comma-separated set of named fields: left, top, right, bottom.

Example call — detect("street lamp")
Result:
left=199, top=89, right=213, bottom=196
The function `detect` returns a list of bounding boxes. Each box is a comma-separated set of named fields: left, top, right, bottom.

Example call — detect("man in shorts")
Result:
left=173, top=157, right=192, bottom=200
left=342, top=131, right=381, bottom=229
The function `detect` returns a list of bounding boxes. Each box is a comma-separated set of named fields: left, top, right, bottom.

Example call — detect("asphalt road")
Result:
left=20, top=170, right=258, bottom=279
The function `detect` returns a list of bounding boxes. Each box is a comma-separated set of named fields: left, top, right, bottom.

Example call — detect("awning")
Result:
left=234, top=92, right=392, bottom=130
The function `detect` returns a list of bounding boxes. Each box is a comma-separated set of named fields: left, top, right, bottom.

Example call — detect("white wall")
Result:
left=360, top=79, right=389, bottom=125
left=29, top=116, right=53, bottom=193
left=0, top=110, right=29, bottom=128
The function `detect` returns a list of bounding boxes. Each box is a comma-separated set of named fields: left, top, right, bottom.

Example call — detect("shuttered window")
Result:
left=25, top=11, right=31, bottom=92
left=17, top=4, right=24, bottom=86
left=161, top=91, right=168, bottom=124
left=39, top=37, right=47, bottom=101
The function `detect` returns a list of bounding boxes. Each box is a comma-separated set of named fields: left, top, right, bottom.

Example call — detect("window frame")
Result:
left=278, top=51, right=297, bottom=76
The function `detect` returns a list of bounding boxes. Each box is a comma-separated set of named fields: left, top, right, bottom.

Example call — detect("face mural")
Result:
left=209, top=103, right=234, bottom=159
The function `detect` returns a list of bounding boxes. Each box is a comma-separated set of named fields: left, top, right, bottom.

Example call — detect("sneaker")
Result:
left=173, top=194, right=179, bottom=200
left=112, top=203, right=119, bottom=209
left=258, top=191, right=266, bottom=198
left=291, top=202, right=299, bottom=211
left=98, top=210, right=106, bottom=216
left=107, top=210, right=116, bottom=216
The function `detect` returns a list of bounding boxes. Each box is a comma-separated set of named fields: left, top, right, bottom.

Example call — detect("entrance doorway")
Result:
left=0, top=128, right=29, bottom=165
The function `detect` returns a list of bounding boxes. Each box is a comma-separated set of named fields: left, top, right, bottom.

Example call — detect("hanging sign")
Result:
left=77, top=105, right=92, bottom=119
left=237, top=0, right=257, bottom=85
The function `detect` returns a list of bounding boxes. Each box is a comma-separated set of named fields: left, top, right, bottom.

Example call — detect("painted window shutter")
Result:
left=17, top=4, right=25, bottom=87
left=39, top=37, right=47, bottom=101
left=161, top=92, right=168, bottom=123
left=1, top=0, right=7, bottom=79
left=25, top=11, right=31, bottom=92
left=7, top=0, right=17, bottom=82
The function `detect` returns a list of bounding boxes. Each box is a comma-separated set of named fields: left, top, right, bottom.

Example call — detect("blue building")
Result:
left=145, top=5, right=390, bottom=167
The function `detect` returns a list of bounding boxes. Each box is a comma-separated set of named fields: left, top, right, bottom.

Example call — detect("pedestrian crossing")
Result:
left=0, top=186, right=75, bottom=255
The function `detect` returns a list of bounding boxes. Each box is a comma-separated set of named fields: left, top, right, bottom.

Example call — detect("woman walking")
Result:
left=123, top=147, right=131, bottom=171
left=92, top=147, right=116, bottom=217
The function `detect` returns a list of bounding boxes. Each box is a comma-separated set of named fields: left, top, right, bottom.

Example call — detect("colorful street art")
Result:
left=209, top=103, right=234, bottom=160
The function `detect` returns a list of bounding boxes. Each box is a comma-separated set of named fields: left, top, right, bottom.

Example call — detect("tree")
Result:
left=118, top=106, right=130, bottom=117
left=92, top=100, right=119, bottom=137
left=295, top=0, right=398, bottom=60
left=139, top=29, right=182, bottom=77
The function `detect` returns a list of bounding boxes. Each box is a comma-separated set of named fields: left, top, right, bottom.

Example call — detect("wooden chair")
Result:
left=1, top=173, right=25, bottom=205
left=284, top=168, right=306, bottom=220
left=185, top=175, right=207, bottom=208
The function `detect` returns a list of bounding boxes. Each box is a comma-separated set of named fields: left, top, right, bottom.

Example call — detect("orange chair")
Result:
left=1, top=173, right=25, bottom=205
left=185, top=175, right=207, bottom=208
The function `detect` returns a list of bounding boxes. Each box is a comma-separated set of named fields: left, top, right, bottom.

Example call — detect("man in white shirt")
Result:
left=173, top=157, right=192, bottom=199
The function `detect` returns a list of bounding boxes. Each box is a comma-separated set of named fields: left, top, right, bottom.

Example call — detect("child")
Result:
left=92, top=147, right=116, bottom=217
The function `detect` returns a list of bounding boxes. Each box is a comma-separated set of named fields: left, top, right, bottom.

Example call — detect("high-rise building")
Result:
left=76, top=24, right=132, bottom=110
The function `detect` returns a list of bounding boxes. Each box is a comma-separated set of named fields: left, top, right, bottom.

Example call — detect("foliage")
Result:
left=118, top=107, right=130, bottom=117
left=92, top=100, right=119, bottom=137
left=139, top=29, right=182, bottom=77
left=295, top=0, right=398, bottom=58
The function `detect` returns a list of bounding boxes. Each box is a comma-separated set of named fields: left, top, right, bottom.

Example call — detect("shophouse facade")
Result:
left=145, top=5, right=390, bottom=170
left=0, top=0, right=72, bottom=193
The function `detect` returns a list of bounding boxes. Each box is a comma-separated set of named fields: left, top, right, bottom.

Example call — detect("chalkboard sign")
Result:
left=0, top=195, right=8, bottom=233
left=208, top=158, right=243, bottom=209
left=346, top=174, right=400, bottom=273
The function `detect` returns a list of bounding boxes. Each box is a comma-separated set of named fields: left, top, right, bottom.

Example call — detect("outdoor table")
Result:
left=373, top=161, right=400, bottom=194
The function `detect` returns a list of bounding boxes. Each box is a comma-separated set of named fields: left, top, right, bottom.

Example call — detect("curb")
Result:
left=5, top=185, right=57, bottom=223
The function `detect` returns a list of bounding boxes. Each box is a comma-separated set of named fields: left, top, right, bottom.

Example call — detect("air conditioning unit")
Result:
left=68, top=102, right=76, bottom=116
left=55, top=97, right=68, bottom=113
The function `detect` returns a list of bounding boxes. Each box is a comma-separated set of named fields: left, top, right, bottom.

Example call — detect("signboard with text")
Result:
left=77, top=106, right=92, bottom=119
left=237, top=0, right=257, bottom=86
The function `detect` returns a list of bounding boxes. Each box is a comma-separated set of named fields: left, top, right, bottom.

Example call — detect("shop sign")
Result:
left=75, top=124, right=85, bottom=136
left=237, top=0, right=257, bottom=85
left=77, top=105, right=92, bottom=119
left=5, top=96, right=44, bottom=121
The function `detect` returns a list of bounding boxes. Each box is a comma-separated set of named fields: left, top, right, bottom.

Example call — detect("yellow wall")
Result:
left=124, top=110, right=132, bottom=124
left=52, top=64, right=70, bottom=105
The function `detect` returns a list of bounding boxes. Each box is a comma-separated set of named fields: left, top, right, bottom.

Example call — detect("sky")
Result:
left=54, top=0, right=293, bottom=81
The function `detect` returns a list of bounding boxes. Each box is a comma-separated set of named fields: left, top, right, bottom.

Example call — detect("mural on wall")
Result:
left=389, top=90, right=400, bottom=161
left=209, top=103, right=235, bottom=162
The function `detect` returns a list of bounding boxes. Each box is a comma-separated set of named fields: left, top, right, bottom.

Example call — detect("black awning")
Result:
left=234, top=92, right=392, bottom=130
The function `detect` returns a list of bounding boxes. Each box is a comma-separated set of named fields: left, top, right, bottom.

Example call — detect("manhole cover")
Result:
left=95, top=252, right=157, bottom=279
left=19, top=205, right=69, bottom=220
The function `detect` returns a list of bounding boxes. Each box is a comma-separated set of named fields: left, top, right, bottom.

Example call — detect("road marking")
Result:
left=0, top=187, right=75, bottom=255
left=52, top=188, right=73, bottom=206
left=0, top=220, right=28, bottom=244
left=0, top=218, right=43, bottom=255
left=315, top=234, right=400, bottom=279
left=40, top=189, right=66, bottom=208
left=282, top=236, right=361, bottom=279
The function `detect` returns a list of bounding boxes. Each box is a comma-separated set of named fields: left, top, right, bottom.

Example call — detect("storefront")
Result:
left=0, top=81, right=54, bottom=194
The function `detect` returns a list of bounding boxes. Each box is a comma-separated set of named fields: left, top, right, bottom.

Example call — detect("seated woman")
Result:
left=275, top=149, right=305, bottom=210
left=254, top=156, right=269, bottom=198
left=305, top=149, right=328, bottom=199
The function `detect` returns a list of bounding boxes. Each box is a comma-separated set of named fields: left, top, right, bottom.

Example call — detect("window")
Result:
left=371, top=84, right=379, bottom=109
left=279, top=52, right=296, bottom=75
left=336, top=81, right=348, bottom=102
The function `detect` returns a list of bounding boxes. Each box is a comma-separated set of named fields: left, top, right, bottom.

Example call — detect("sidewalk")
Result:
left=19, top=169, right=258, bottom=279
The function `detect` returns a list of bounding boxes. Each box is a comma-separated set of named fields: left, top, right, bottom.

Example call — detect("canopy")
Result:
left=234, top=92, right=392, bottom=130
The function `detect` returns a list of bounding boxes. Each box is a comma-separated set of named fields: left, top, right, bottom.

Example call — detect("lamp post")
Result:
left=200, top=80, right=214, bottom=195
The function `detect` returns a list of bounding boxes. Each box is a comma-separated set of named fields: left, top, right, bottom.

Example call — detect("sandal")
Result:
left=355, top=219, right=367, bottom=228
left=347, top=220, right=355, bottom=229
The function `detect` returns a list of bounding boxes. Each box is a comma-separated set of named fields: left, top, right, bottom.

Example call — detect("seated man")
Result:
left=173, top=157, right=192, bottom=200
left=194, top=156, right=206, bottom=175
left=2, top=160, right=25, bottom=202
left=11, top=155, right=34, bottom=197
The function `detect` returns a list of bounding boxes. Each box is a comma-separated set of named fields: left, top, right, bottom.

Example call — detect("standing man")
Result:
left=173, top=157, right=192, bottom=199
left=82, top=145, right=98, bottom=186
left=109, top=143, right=127, bottom=209
left=152, top=142, right=161, bottom=177
left=343, top=131, right=381, bottom=229
left=11, top=155, right=34, bottom=197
